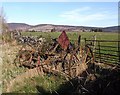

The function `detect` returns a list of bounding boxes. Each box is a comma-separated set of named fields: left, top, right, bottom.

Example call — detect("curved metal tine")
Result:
left=86, top=45, right=94, bottom=64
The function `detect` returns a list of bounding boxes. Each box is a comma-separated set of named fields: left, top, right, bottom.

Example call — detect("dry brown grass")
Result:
left=2, top=43, right=27, bottom=92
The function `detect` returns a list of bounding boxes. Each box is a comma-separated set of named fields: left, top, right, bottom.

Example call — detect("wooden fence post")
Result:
left=93, top=35, right=96, bottom=61
left=78, top=35, right=81, bottom=46
left=118, top=41, right=120, bottom=64
left=84, top=38, right=86, bottom=46
left=98, top=41, right=101, bottom=63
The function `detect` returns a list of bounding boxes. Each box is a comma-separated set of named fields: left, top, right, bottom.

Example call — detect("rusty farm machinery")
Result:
left=14, top=31, right=94, bottom=78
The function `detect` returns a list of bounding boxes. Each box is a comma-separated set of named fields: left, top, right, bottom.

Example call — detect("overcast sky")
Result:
left=2, top=2, right=118, bottom=27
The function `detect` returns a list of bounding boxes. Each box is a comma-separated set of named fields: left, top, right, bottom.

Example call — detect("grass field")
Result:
left=12, top=75, right=65, bottom=93
left=2, top=44, right=28, bottom=92
left=21, top=31, right=119, bottom=41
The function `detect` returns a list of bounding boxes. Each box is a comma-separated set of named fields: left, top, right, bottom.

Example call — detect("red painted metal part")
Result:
left=58, top=31, right=70, bottom=50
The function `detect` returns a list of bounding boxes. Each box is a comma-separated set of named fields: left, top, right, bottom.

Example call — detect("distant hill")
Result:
left=102, top=26, right=118, bottom=32
left=8, top=23, right=31, bottom=31
left=7, top=23, right=118, bottom=32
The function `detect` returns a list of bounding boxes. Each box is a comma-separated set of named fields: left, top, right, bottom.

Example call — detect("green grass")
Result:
left=12, top=74, right=65, bottom=93
left=21, top=32, right=118, bottom=47
left=2, top=44, right=28, bottom=92
left=21, top=31, right=118, bottom=41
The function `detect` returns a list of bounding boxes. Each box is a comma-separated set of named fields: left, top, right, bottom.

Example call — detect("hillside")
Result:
left=8, top=23, right=31, bottom=31
left=102, top=26, right=118, bottom=32
left=7, top=23, right=118, bottom=32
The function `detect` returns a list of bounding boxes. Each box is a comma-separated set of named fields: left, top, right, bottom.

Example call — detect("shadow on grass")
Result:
left=36, top=63, right=120, bottom=95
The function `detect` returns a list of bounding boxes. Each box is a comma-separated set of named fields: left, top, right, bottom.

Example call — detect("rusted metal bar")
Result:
left=68, top=54, right=74, bottom=77
left=94, top=52, right=119, bottom=57
left=86, top=40, right=120, bottom=42
left=95, top=48, right=119, bottom=53
left=78, top=35, right=81, bottom=46
left=97, top=45, right=118, bottom=48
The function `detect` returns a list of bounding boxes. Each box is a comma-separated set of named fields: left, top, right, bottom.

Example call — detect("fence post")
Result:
left=118, top=41, right=120, bottom=64
left=98, top=41, right=101, bottom=63
left=78, top=35, right=81, bottom=46
left=93, top=35, right=96, bottom=61
left=93, top=35, right=96, bottom=52
left=84, top=38, right=86, bottom=46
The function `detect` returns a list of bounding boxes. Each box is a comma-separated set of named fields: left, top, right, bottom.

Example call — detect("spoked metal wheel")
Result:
left=14, top=44, right=35, bottom=67
left=62, top=45, right=94, bottom=78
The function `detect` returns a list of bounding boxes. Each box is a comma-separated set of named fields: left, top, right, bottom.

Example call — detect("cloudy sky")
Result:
left=2, top=2, right=118, bottom=27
